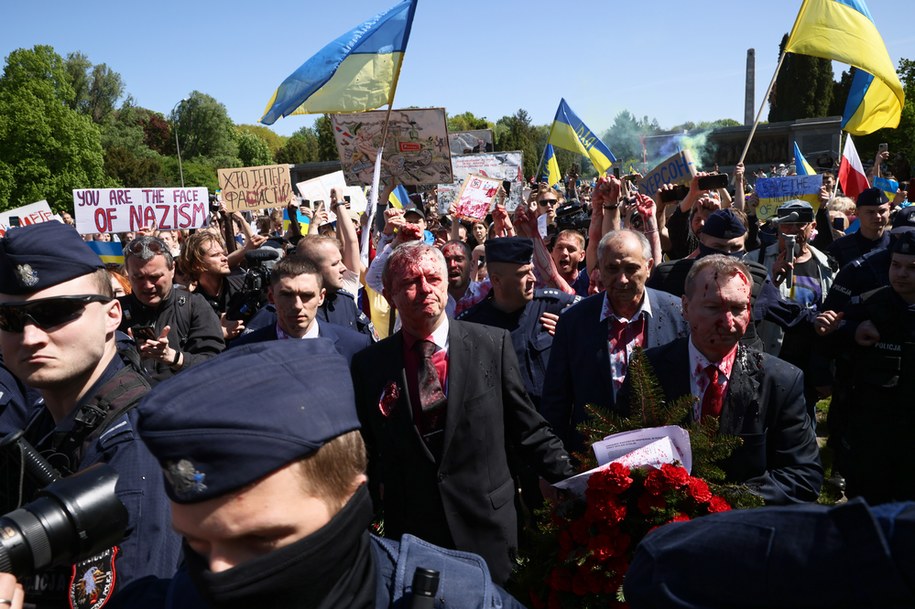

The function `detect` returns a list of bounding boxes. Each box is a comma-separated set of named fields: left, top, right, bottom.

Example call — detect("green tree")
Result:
left=236, top=124, right=285, bottom=157
left=447, top=111, right=493, bottom=132
left=235, top=129, right=273, bottom=166
left=494, top=109, right=540, bottom=178
left=769, top=33, right=834, bottom=122
left=173, top=91, right=238, bottom=160
left=315, top=114, right=338, bottom=161
left=275, top=126, right=319, bottom=164
left=104, top=146, right=167, bottom=187
left=64, top=52, right=124, bottom=123
left=0, top=45, right=109, bottom=210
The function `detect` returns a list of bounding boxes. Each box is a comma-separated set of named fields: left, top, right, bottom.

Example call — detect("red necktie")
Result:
left=701, top=365, right=725, bottom=419
left=414, top=340, right=446, bottom=411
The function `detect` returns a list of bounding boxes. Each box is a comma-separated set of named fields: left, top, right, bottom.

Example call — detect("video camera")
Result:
left=227, top=248, right=281, bottom=322
left=555, top=200, right=591, bottom=232
left=0, top=432, right=128, bottom=578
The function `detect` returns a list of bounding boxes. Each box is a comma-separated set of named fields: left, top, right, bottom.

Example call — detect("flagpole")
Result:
left=832, top=129, right=843, bottom=198
left=738, top=50, right=789, bottom=166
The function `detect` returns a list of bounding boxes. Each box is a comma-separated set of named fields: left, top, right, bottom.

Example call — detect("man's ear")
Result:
left=106, top=299, right=122, bottom=334
left=681, top=294, right=689, bottom=319
left=381, top=287, right=395, bottom=310
left=318, top=287, right=326, bottom=307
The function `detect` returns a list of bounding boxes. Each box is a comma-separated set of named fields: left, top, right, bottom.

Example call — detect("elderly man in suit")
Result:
left=541, top=229, right=688, bottom=453
left=620, top=254, right=822, bottom=504
left=351, top=241, right=574, bottom=585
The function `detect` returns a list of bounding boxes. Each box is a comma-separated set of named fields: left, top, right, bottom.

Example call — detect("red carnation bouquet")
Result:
left=528, top=462, right=731, bottom=609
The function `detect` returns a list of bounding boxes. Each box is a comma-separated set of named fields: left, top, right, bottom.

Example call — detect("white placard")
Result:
left=72, top=187, right=209, bottom=234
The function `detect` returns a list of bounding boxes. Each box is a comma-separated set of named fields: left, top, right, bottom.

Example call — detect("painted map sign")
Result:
left=332, top=108, right=452, bottom=186
left=437, top=151, right=524, bottom=212
left=218, top=164, right=295, bottom=212
left=448, top=129, right=493, bottom=155
left=755, top=174, right=823, bottom=221
left=454, top=174, right=502, bottom=222
left=0, top=200, right=55, bottom=237
left=638, top=150, right=697, bottom=196
left=73, top=187, right=209, bottom=234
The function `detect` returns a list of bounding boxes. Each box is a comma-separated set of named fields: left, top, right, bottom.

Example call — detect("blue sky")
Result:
left=2, top=0, right=912, bottom=138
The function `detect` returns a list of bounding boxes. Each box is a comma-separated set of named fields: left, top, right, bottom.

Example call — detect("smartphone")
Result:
left=8, top=216, right=20, bottom=227
left=622, top=174, right=640, bottom=182
left=613, top=167, right=621, bottom=179
left=832, top=217, right=846, bottom=231
left=878, top=143, right=889, bottom=154
left=502, top=180, right=512, bottom=194
left=131, top=323, right=158, bottom=342
left=697, top=173, right=729, bottom=190
left=343, top=195, right=351, bottom=208
left=659, top=184, right=691, bottom=203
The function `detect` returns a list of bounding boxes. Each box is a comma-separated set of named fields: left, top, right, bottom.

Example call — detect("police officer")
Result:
left=826, top=187, right=891, bottom=270
left=459, top=236, right=579, bottom=409
left=0, top=222, right=181, bottom=609
left=134, top=339, right=524, bottom=608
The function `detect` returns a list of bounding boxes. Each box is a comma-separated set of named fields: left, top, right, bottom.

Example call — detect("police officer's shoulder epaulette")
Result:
left=859, top=285, right=888, bottom=303
left=536, top=288, right=563, bottom=299
left=335, top=289, right=357, bottom=300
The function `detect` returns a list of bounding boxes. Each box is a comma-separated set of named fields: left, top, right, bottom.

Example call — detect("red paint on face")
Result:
left=684, top=268, right=751, bottom=361
left=387, top=248, right=449, bottom=336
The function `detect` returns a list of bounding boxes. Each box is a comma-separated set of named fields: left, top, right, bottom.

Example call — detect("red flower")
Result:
left=686, top=477, right=713, bottom=504
left=708, top=496, right=732, bottom=513
left=378, top=382, right=400, bottom=417
left=671, top=513, right=691, bottom=523
left=658, top=463, right=690, bottom=488
left=584, top=496, right=627, bottom=525
left=637, top=492, right=667, bottom=514
left=588, top=462, right=633, bottom=495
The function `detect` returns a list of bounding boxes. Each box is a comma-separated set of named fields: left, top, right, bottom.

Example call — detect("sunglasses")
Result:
left=0, top=294, right=113, bottom=333
left=538, top=199, right=558, bottom=206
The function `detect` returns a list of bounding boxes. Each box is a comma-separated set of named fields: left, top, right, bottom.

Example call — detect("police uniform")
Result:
left=826, top=187, right=891, bottom=270
left=134, top=340, right=523, bottom=608
left=0, top=222, right=182, bottom=609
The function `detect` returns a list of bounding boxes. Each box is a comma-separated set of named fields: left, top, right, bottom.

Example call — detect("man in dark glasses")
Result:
left=119, top=235, right=224, bottom=384
left=0, top=221, right=182, bottom=608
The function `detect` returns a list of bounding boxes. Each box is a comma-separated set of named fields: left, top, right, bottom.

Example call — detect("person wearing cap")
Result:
left=227, top=256, right=369, bottom=362
left=0, top=222, right=181, bottom=608
left=817, top=230, right=915, bottom=503
left=136, top=339, right=524, bottom=608
left=826, top=187, right=891, bottom=269
left=119, top=235, right=224, bottom=384
left=351, top=241, right=574, bottom=585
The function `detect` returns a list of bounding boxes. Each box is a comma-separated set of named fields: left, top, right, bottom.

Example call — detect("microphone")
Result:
left=409, top=568, right=439, bottom=609
left=244, top=248, right=280, bottom=264
left=783, top=233, right=797, bottom=290
left=768, top=211, right=800, bottom=225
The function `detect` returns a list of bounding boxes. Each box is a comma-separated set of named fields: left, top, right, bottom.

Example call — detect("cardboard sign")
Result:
left=218, top=164, right=294, bottom=212
left=332, top=108, right=452, bottom=186
left=755, top=174, right=823, bottom=221
left=438, top=151, right=525, bottom=212
left=454, top=174, right=502, bottom=222
left=73, top=187, right=209, bottom=234
left=448, top=129, right=493, bottom=155
left=638, top=149, right=697, bottom=196
left=0, top=200, right=55, bottom=236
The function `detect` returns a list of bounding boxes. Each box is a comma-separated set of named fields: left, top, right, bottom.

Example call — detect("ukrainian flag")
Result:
left=784, top=0, right=903, bottom=135
left=389, top=184, right=409, bottom=209
left=873, top=176, right=899, bottom=201
left=548, top=99, right=616, bottom=175
left=260, top=0, right=418, bottom=125
left=87, top=241, right=124, bottom=265
left=540, top=144, right=561, bottom=187
left=793, top=141, right=815, bottom=176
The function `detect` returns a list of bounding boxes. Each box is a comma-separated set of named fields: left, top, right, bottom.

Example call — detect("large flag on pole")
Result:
left=838, top=135, right=869, bottom=200
left=793, top=141, right=815, bottom=176
left=540, top=144, right=562, bottom=187
left=260, top=0, right=418, bottom=124
left=548, top=99, right=616, bottom=175
left=784, top=0, right=903, bottom=135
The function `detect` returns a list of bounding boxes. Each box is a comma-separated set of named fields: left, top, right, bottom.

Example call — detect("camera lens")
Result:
left=0, top=464, right=127, bottom=578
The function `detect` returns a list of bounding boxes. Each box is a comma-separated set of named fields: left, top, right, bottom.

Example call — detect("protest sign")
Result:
left=638, top=149, right=697, bottom=196
left=448, top=129, right=493, bottom=155
left=295, top=170, right=368, bottom=224
left=333, top=108, right=452, bottom=186
left=755, top=174, right=823, bottom=221
left=437, top=151, right=525, bottom=212
left=0, top=200, right=55, bottom=237
left=73, top=187, right=209, bottom=235
left=454, top=174, right=502, bottom=222
left=218, top=164, right=294, bottom=212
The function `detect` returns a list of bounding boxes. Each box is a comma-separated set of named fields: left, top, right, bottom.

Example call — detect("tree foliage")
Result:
left=495, top=109, right=540, bottom=178
left=315, top=114, right=338, bottom=161
left=236, top=124, right=285, bottom=157
left=173, top=91, right=238, bottom=160
left=447, top=111, right=493, bottom=132
left=64, top=52, right=124, bottom=123
left=235, top=128, right=273, bottom=166
left=769, top=34, right=834, bottom=122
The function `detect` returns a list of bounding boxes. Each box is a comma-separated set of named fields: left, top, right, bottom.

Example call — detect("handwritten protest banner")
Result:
left=438, top=151, right=524, bottom=212
left=0, top=200, right=55, bottom=237
left=454, top=174, right=502, bottom=221
left=73, top=187, right=209, bottom=234
left=218, top=164, right=294, bottom=212
left=638, top=150, right=697, bottom=196
left=755, top=174, right=823, bottom=221
left=333, top=108, right=452, bottom=186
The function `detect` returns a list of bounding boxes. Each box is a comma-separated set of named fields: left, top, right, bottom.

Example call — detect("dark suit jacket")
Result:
left=228, top=321, right=370, bottom=364
left=350, top=320, right=574, bottom=584
left=540, top=288, right=689, bottom=453
left=621, top=338, right=823, bottom=505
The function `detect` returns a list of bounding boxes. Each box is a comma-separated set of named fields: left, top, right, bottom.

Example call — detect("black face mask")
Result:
left=697, top=242, right=745, bottom=259
left=184, top=485, right=376, bottom=609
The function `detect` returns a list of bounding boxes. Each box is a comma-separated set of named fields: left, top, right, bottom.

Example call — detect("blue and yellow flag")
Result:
left=86, top=241, right=124, bottom=265
left=793, top=141, right=815, bottom=176
left=540, top=144, right=561, bottom=187
left=873, top=176, right=899, bottom=201
left=260, top=0, right=418, bottom=125
left=548, top=99, right=616, bottom=175
left=784, top=0, right=903, bottom=135
left=389, top=184, right=409, bottom=209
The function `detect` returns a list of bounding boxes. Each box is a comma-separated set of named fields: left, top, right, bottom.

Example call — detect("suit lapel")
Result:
left=720, top=347, right=760, bottom=435
left=439, top=321, right=468, bottom=461
left=665, top=339, right=692, bottom=401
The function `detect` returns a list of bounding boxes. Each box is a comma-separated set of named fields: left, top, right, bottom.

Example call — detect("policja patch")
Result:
left=68, top=546, right=118, bottom=609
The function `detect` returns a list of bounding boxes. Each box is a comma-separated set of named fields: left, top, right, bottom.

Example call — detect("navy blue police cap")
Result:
left=703, top=209, right=746, bottom=239
left=891, top=206, right=915, bottom=234
left=777, top=200, right=815, bottom=223
left=0, top=222, right=104, bottom=294
left=856, top=187, right=889, bottom=208
left=891, top=229, right=915, bottom=255
left=137, top=339, right=360, bottom=503
left=485, top=236, right=534, bottom=265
